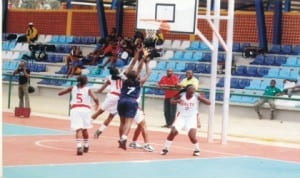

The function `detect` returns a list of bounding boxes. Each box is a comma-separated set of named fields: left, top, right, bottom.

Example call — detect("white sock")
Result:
left=194, top=143, right=200, bottom=151
left=99, top=124, right=106, bottom=132
left=83, top=139, right=89, bottom=147
left=121, top=135, right=127, bottom=141
left=164, top=140, right=172, bottom=149
left=76, top=139, right=82, bottom=148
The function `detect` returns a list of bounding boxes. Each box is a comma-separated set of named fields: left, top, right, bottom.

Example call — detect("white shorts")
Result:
left=173, top=112, right=198, bottom=132
left=70, top=107, right=93, bottom=131
left=101, top=93, right=119, bottom=115
left=133, top=108, right=144, bottom=124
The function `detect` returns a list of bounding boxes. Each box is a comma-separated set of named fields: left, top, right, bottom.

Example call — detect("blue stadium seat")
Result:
left=238, top=78, right=251, bottom=89
left=166, top=61, right=176, bottom=70
left=202, top=53, right=211, bottom=62
left=58, top=36, right=66, bottom=44
left=37, top=64, right=46, bottom=72
left=80, top=36, right=89, bottom=44
left=2, top=41, right=9, bottom=50
left=185, top=63, right=196, bottom=72
left=245, top=79, right=262, bottom=90
left=66, top=36, right=73, bottom=44
left=257, top=67, right=269, bottom=77
left=281, top=44, right=292, bottom=54
left=264, top=55, right=275, bottom=65
left=274, top=56, right=286, bottom=66
left=54, top=55, right=63, bottom=63
left=88, top=36, right=96, bottom=44
left=265, top=68, right=280, bottom=78
left=230, top=78, right=240, bottom=89
left=182, top=51, right=193, bottom=60
left=216, top=93, right=224, bottom=101
left=64, top=45, right=72, bottom=53
left=270, top=44, right=281, bottom=54
left=282, top=56, right=298, bottom=67
left=56, top=45, right=65, bottom=53
left=55, top=65, right=68, bottom=74
left=205, top=64, right=211, bottom=73
left=246, top=66, right=258, bottom=77
left=148, top=72, right=159, bottom=82
left=154, top=61, right=167, bottom=70
left=240, top=42, right=250, bottom=51
left=278, top=68, right=290, bottom=79
left=187, top=40, right=200, bottom=50
left=175, top=61, right=186, bottom=72
left=72, top=36, right=81, bottom=44
left=170, top=51, right=184, bottom=60
left=192, top=51, right=202, bottom=61
left=289, top=69, right=299, bottom=80
left=199, top=42, right=210, bottom=50
left=250, top=55, right=265, bottom=65
left=195, top=63, right=206, bottom=73
left=50, top=35, right=59, bottom=43
left=233, top=65, right=247, bottom=76
left=47, top=54, right=56, bottom=63
left=292, top=45, right=300, bottom=55
left=216, top=77, right=225, bottom=87
left=259, top=79, right=271, bottom=90
left=232, top=42, right=241, bottom=52
left=230, top=95, right=243, bottom=103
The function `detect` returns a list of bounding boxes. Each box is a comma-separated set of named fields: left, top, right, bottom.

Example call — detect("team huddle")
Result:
left=58, top=47, right=211, bottom=156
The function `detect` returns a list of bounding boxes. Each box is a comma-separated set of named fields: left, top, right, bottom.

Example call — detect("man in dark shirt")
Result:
left=13, top=62, right=31, bottom=108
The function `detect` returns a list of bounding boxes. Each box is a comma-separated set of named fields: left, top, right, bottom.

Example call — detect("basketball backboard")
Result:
left=136, top=0, right=198, bottom=34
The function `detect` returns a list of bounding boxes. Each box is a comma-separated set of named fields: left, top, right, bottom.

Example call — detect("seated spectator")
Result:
left=26, top=22, right=38, bottom=43
left=254, top=79, right=282, bottom=120
left=283, top=75, right=300, bottom=98
left=17, top=22, right=39, bottom=43
left=149, top=39, right=164, bottom=59
left=101, top=39, right=132, bottom=68
left=86, top=36, right=112, bottom=65
left=66, top=46, right=83, bottom=78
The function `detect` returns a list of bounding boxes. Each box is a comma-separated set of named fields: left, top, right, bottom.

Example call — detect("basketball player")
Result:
left=117, top=47, right=151, bottom=150
left=58, top=75, right=99, bottom=156
left=160, top=84, right=210, bottom=156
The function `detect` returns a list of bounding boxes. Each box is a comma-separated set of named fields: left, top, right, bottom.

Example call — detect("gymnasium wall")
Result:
left=5, top=9, right=300, bottom=44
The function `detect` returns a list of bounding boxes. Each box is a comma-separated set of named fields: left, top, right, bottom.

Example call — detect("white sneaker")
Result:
left=143, top=144, right=154, bottom=152
left=128, top=142, right=143, bottom=149
left=160, top=149, right=168, bottom=155
left=193, top=150, right=200, bottom=156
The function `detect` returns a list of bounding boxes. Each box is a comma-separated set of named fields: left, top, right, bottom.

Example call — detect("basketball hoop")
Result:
left=141, top=19, right=170, bottom=39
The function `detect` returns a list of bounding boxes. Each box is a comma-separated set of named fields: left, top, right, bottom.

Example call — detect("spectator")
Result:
left=13, top=61, right=30, bottom=108
left=283, top=75, right=300, bottom=98
left=66, top=46, right=83, bottom=78
left=26, top=22, right=38, bottom=43
left=158, top=69, right=179, bottom=128
left=178, top=70, right=199, bottom=89
left=254, top=79, right=282, bottom=120
left=149, top=38, right=164, bottom=60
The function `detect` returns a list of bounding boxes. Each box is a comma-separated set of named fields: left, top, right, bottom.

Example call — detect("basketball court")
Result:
left=3, top=112, right=300, bottom=178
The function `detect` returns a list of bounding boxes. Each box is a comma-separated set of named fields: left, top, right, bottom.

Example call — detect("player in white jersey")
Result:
left=92, top=67, right=123, bottom=136
left=160, top=84, right=210, bottom=156
left=58, top=75, right=99, bottom=156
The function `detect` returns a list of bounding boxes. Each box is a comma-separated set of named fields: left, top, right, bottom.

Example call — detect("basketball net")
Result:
left=141, top=19, right=170, bottom=39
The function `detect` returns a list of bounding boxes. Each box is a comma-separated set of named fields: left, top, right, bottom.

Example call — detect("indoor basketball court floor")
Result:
left=3, top=112, right=300, bottom=178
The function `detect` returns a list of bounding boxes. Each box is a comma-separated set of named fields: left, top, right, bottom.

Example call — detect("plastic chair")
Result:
left=192, top=51, right=203, bottom=61
left=232, top=42, right=241, bottom=52
left=50, top=35, right=59, bottom=43
left=199, top=42, right=210, bottom=50
left=175, top=61, right=186, bottom=72
left=238, top=78, right=251, bottom=89
left=257, top=67, right=269, bottom=77
left=58, top=35, right=66, bottom=44
left=230, top=78, right=240, bottom=89
left=246, top=66, right=258, bottom=77
left=202, top=52, right=211, bottom=62
left=185, top=63, right=196, bottom=72
left=245, top=79, right=262, bottom=90
left=187, top=40, right=200, bottom=50
left=265, top=68, right=280, bottom=78
left=171, top=40, right=182, bottom=49
left=154, top=61, right=167, bottom=70
left=72, top=36, right=81, bottom=44
left=281, top=44, right=293, bottom=54
left=282, top=56, right=298, bottom=67
left=88, top=36, right=96, bottom=44
left=80, top=36, right=89, bottom=44
left=250, top=54, right=264, bottom=65
left=270, top=44, right=281, bottom=54
left=179, top=40, right=191, bottom=49
left=292, top=45, right=300, bottom=55
left=216, top=77, right=225, bottom=87
left=66, top=36, right=73, bottom=44
left=233, top=65, right=247, bottom=76
left=274, top=56, right=286, bottom=66
left=182, top=51, right=193, bottom=60
left=195, top=63, right=206, bottom=73
left=264, top=55, right=275, bottom=65
left=278, top=68, right=290, bottom=79
left=170, top=51, right=184, bottom=60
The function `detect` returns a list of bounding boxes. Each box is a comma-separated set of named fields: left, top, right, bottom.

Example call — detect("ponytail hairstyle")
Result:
left=108, top=67, right=121, bottom=80
left=125, top=70, right=138, bottom=86
left=77, top=75, right=88, bottom=87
